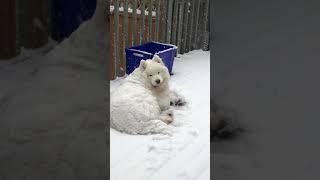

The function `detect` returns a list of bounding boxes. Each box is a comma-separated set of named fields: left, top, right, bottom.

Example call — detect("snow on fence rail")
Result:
left=108, top=0, right=209, bottom=80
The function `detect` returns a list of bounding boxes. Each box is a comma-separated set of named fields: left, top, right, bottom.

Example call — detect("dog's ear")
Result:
left=152, top=55, right=164, bottom=65
left=139, top=60, right=147, bottom=70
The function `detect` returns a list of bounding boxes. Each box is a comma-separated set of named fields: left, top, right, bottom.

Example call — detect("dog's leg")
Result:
left=169, top=90, right=187, bottom=106
left=159, top=109, right=174, bottom=124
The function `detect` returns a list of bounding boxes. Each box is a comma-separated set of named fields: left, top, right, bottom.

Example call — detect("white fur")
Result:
left=110, top=55, right=176, bottom=135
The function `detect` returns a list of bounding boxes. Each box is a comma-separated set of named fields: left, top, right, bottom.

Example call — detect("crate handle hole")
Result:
left=133, top=53, right=144, bottom=58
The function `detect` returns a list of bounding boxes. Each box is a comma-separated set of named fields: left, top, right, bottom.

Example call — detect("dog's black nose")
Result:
left=155, top=79, right=160, bottom=84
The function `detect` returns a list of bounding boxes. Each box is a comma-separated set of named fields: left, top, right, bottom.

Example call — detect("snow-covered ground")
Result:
left=0, top=1, right=107, bottom=179
left=110, top=50, right=210, bottom=180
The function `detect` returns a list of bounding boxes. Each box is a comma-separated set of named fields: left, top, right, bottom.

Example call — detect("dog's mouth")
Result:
left=152, top=82, right=161, bottom=87
left=152, top=84, right=160, bottom=88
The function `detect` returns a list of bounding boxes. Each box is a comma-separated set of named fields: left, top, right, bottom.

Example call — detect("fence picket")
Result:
left=202, top=0, right=210, bottom=50
left=132, top=0, right=137, bottom=45
left=108, top=0, right=209, bottom=79
left=184, top=0, right=191, bottom=53
left=124, top=0, right=129, bottom=47
left=188, top=0, right=195, bottom=51
left=181, top=0, right=189, bottom=54
left=148, top=0, right=153, bottom=41
left=108, top=1, right=116, bottom=80
left=114, top=0, right=120, bottom=75
left=160, top=0, right=167, bottom=42
left=177, top=1, right=184, bottom=54
left=140, top=0, right=145, bottom=44
left=155, top=0, right=160, bottom=41
left=171, top=0, right=178, bottom=46
left=166, top=0, right=174, bottom=43
left=194, top=0, right=200, bottom=49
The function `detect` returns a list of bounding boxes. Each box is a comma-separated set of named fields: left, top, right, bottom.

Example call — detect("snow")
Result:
left=110, top=50, right=210, bottom=180
left=0, top=0, right=107, bottom=178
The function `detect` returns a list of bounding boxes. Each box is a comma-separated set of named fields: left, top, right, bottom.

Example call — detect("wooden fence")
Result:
left=108, top=0, right=209, bottom=80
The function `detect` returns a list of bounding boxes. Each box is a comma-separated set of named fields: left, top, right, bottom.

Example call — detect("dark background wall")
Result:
left=212, top=0, right=320, bottom=179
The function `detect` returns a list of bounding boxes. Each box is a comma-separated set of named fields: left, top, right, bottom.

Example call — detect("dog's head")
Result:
left=139, top=55, right=170, bottom=88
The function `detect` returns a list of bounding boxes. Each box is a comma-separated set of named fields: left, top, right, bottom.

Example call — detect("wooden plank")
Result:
left=187, top=0, right=192, bottom=52
left=188, top=0, right=195, bottom=51
left=202, top=0, right=210, bottom=50
left=184, top=0, right=191, bottom=53
left=155, top=0, right=161, bottom=41
left=148, top=0, right=153, bottom=41
left=171, top=0, right=179, bottom=46
left=160, top=0, right=167, bottom=42
left=181, top=0, right=189, bottom=53
left=124, top=0, right=129, bottom=47
left=114, top=0, right=120, bottom=76
left=193, top=0, right=201, bottom=49
left=177, top=1, right=184, bottom=54
left=127, top=11, right=133, bottom=48
left=121, top=0, right=128, bottom=76
left=140, top=0, right=145, bottom=44
left=166, top=0, right=174, bottom=43
left=152, top=15, right=156, bottom=40
left=0, top=0, right=17, bottom=59
left=132, top=0, right=137, bottom=45
left=119, top=14, right=125, bottom=77
left=180, top=0, right=185, bottom=54
left=108, top=12, right=116, bottom=80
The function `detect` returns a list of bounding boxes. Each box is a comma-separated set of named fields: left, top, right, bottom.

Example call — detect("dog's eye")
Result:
left=149, top=75, right=152, bottom=77
left=158, top=72, right=160, bottom=74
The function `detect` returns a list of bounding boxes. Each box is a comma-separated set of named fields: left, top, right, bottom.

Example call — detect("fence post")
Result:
left=181, top=0, right=189, bottom=53
left=124, top=0, right=129, bottom=48
left=171, top=0, right=179, bottom=46
left=177, top=0, right=184, bottom=54
left=148, top=0, right=153, bottom=41
left=193, top=0, right=200, bottom=49
left=132, top=0, right=137, bottom=45
left=155, top=0, right=161, bottom=41
left=108, top=1, right=116, bottom=80
left=166, top=0, right=174, bottom=43
left=160, top=0, right=167, bottom=43
left=114, top=0, right=120, bottom=76
left=140, top=0, right=145, bottom=44
left=188, top=0, right=195, bottom=51
left=184, top=0, right=191, bottom=53
left=202, top=0, right=209, bottom=50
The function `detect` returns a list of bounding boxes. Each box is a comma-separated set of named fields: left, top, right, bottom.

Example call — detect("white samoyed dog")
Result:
left=110, top=55, right=185, bottom=135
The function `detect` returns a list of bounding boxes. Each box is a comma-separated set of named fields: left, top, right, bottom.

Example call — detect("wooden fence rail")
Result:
left=109, top=0, right=209, bottom=80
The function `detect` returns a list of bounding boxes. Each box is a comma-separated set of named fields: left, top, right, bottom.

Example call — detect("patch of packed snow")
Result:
left=110, top=50, right=210, bottom=180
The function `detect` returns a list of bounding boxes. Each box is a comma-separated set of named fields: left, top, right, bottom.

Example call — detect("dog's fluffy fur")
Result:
left=110, top=55, right=185, bottom=135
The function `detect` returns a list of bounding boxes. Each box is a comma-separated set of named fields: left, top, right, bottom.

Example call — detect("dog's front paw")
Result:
left=170, top=91, right=187, bottom=106
left=171, top=97, right=186, bottom=106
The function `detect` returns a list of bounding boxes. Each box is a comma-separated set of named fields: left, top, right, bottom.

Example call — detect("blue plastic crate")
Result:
left=125, top=41, right=177, bottom=75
